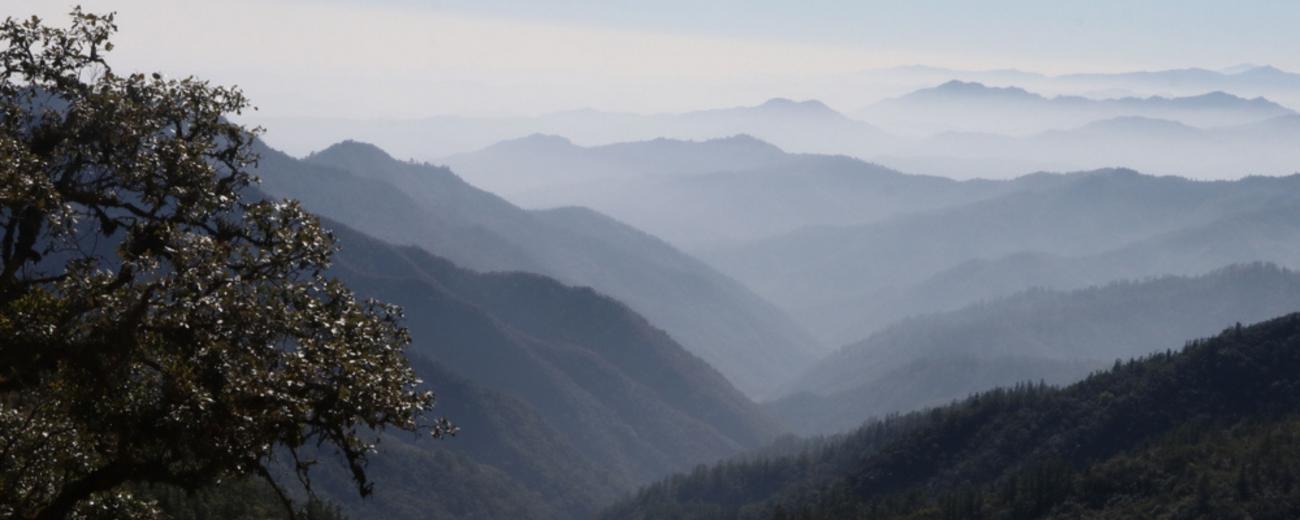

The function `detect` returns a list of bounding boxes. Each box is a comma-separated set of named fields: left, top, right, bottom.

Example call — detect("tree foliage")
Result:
left=604, top=313, right=1300, bottom=519
left=0, top=9, right=447, bottom=519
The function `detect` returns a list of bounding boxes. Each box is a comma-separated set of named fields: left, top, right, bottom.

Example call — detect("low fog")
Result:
left=252, top=67, right=1300, bottom=184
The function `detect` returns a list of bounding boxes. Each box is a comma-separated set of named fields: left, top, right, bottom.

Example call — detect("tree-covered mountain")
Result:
left=772, top=263, right=1300, bottom=435
left=145, top=480, right=348, bottom=520
left=706, top=170, right=1300, bottom=345
left=444, top=135, right=1012, bottom=247
left=252, top=140, right=818, bottom=397
left=604, top=313, right=1300, bottom=519
left=281, top=221, right=783, bottom=519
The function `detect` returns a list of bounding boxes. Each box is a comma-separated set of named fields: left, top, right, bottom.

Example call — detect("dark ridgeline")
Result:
left=604, top=314, right=1300, bottom=519
left=253, top=140, right=819, bottom=399
left=771, top=263, right=1300, bottom=435
left=279, top=221, right=781, bottom=519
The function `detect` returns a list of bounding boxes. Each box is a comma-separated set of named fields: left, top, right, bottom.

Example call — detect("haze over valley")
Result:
left=8, top=2, right=1300, bottom=519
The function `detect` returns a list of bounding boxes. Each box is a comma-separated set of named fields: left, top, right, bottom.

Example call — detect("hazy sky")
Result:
left=12, top=1, right=1300, bottom=117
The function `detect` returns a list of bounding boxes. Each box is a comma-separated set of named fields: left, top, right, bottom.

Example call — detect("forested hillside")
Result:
left=282, top=221, right=783, bottom=519
left=772, top=263, right=1300, bottom=434
left=605, top=313, right=1300, bottom=519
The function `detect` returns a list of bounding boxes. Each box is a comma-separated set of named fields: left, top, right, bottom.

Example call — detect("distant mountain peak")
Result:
left=1075, top=166, right=1143, bottom=179
left=310, top=139, right=396, bottom=163
left=755, top=97, right=838, bottom=116
left=913, top=80, right=1042, bottom=101
left=936, top=79, right=980, bottom=89
left=1235, top=64, right=1288, bottom=76
left=505, top=133, right=574, bottom=146
left=481, top=133, right=578, bottom=153
left=706, top=133, right=783, bottom=149
left=1178, top=90, right=1262, bottom=104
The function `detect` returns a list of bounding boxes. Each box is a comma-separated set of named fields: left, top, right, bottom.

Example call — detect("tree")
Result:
left=0, top=9, right=449, bottom=519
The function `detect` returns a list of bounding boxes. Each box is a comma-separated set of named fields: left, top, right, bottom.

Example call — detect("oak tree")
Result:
left=0, top=10, right=448, bottom=519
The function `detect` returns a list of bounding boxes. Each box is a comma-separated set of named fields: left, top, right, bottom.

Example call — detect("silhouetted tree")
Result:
left=0, top=10, right=449, bottom=519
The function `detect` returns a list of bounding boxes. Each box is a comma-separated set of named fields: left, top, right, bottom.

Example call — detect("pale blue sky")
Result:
left=374, top=0, right=1300, bottom=71
left=14, top=1, right=1300, bottom=117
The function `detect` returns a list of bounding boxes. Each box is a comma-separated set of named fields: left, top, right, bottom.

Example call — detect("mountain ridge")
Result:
left=604, top=312, right=1300, bottom=518
left=254, top=139, right=820, bottom=398
left=772, top=263, right=1300, bottom=435
left=296, top=219, right=785, bottom=518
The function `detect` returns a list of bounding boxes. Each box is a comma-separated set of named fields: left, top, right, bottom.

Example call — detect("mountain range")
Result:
left=860, top=80, right=1293, bottom=136
left=705, top=169, right=1300, bottom=346
left=842, top=63, right=1300, bottom=109
left=286, top=220, right=783, bottom=519
left=250, top=97, right=893, bottom=162
left=443, top=135, right=1014, bottom=247
left=230, top=63, right=1300, bottom=519
left=605, top=312, right=1300, bottom=518
left=252, top=140, right=820, bottom=398
left=886, top=112, right=1300, bottom=179
left=770, top=263, right=1300, bottom=435
left=251, top=72, right=1300, bottom=181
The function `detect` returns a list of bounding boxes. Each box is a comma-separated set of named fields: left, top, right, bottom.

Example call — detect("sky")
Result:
left=10, top=0, right=1300, bottom=117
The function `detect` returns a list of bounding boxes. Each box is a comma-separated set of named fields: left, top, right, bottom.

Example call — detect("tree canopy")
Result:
left=0, top=9, right=447, bottom=519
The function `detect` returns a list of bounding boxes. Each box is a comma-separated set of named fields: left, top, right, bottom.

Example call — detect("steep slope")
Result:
left=331, top=223, right=782, bottom=474
left=146, top=480, right=347, bottom=520
left=706, top=170, right=1300, bottom=345
left=774, top=263, right=1300, bottom=435
left=445, top=136, right=1013, bottom=247
left=253, top=140, right=819, bottom=397
left=306, top=355, right=613, bottom=520
left=604, top=313, right=1300, bottom=519
left=293, top=221, right=783, bottom=519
